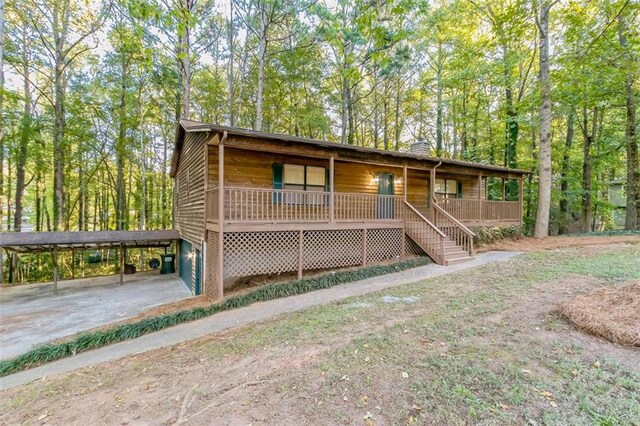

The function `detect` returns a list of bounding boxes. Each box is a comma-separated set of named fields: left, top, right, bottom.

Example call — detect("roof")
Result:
left=171, top=119, right=529, bottom=177
left=0, top=230, right=179, bottom=253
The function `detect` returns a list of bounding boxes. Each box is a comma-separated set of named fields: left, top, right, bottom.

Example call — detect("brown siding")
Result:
left=407, top=169, right=430, bottom=212
left=334, top=162, right=404, bottom=195
left=175, top=132, right=208, bottom=246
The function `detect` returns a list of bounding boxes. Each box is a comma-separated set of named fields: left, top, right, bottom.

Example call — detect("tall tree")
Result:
left=533, top=0, right=553, bottom=238
left=618, top=12, right=638, bottom=230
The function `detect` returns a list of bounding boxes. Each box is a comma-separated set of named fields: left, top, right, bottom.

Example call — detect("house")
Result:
left=170, top=119, right=527, bottom=299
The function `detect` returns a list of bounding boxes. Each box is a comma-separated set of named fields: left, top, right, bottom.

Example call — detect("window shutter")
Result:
left=272, top=163, right=283, bottom=203
left=457, top=182, right=463, bottom=199
left=325, top=168, right=330, bottom=191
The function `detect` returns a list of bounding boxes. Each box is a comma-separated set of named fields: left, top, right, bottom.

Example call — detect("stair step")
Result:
left=445, top=256, right=474, bottom=266
left=445, top=250, right=469, bottom=258
left=444, top=245, right=464, bottom=253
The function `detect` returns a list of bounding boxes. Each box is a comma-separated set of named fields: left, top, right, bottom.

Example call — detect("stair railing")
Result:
left=432, top=199, right=476, bottom=256
left=403, top=201, right=446, bottom=265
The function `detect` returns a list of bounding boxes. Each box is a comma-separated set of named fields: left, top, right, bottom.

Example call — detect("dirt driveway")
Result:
left=0, top=272, right=191, bottom=360
left=1, top=243, right=638, bottom=425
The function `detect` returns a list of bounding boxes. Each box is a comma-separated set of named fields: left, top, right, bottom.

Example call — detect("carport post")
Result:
left=52, top=248, right=59, bottom=295
left=119, top=244, right=124, bottom=285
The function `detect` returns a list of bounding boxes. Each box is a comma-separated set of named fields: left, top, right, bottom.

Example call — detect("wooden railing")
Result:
left=439, top=199, right=521, bottom=222
left=432, top=202, right=475, bottom=256
left=207, top=187, right=405, bottom=223
left=205, top=187, right=219, bottom=221
left=334, top=193, right=404, bottom=221
left=224, top=187, right=330, bottom=222
left=403, top=201, right=446, bottom=265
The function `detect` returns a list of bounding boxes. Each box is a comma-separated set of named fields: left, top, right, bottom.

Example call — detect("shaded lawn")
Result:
left=1, top=243, right=639, bottom=425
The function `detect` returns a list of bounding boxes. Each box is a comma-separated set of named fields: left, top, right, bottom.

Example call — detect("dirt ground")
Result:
left=478, top=233, right=640, bottom=252
left=1, top=243, right=639, bottom=425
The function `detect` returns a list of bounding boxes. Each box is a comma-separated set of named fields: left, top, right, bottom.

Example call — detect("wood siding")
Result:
left=175, top=132, right=208, bottom=247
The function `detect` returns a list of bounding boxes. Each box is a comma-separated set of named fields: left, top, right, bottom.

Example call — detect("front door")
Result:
left=377, top=173, right=395, bottom=219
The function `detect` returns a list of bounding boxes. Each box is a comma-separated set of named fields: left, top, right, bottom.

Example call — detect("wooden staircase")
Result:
left=404, top=201, right=475, bottom=266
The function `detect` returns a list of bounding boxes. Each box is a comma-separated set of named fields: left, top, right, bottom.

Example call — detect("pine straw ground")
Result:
left=560, top=281, right=640, bottom=346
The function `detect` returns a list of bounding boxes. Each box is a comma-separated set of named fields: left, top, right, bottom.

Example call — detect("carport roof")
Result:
left=0, top=230, right=179, bottom=253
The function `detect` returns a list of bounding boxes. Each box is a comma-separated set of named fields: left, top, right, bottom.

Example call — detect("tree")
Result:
left=618, top=12, right=639, bottom=230
left=533, top=0, right=553, bottom=238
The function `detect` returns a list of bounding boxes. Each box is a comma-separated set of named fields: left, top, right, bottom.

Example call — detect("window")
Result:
left=435, top=178, right=460, bottom=199
left=273, top=163, right=328, bottom=204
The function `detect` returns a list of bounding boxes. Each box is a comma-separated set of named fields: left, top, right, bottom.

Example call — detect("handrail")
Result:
left=432, top=198, right=475, bottom=237
left=404, top=201, right=446, bottom=238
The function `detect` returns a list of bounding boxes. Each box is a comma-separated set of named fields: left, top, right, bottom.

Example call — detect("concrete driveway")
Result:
left=0, top=271, right=192, bottom=360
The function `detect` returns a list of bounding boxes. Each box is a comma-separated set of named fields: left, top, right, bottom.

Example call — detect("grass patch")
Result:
left=0, top=257, right=430, bottom=378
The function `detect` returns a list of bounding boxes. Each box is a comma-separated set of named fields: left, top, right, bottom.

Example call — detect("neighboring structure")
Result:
left=608, top=180, right=627, bottom=228
left=171, top=119, right=527, bottom=299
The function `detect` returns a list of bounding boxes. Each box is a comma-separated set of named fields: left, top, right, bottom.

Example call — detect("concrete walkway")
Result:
left=0, top=251, right=519, bottom=390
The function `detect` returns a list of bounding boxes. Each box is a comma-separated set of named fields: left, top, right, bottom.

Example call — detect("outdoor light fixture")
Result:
left=372, top=175, right=380, bottom=184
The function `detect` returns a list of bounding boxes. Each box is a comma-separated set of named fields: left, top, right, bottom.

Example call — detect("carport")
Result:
left=0, top=230, right=180, bottom=293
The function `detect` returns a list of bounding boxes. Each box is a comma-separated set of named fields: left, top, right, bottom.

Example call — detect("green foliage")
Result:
left=0, top=257, right=430, bottom=377
left=471, top=225, right=523, bottom=246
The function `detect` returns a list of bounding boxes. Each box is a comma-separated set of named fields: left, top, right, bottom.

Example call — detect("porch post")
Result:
left=501, top=178, right=506, bottom=201
left=402, top=165, right=407, bottom=256
left=298, top=230, right=303, bottom=279
left=518, top=177, right=524, bottom=226
left=478, top=175, right=483, bottom=221
left=403, top=165, right=407, bottom=201
left=216, top=141, right=225, bottom=300
left=329, top=156, right=335, bottom=223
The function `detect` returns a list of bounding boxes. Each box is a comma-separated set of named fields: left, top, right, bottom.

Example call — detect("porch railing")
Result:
left=439, top=199, right=521, bottom=222
left=209, top=187, right=405, bottom=223
left=225, top=187, right=330, bottom=222
left=334, top=193, right=404, bottom=221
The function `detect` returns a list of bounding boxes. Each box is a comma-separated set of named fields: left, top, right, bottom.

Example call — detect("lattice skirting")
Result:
left=405, top=234, right=427, bottom=256
left=221, top=228, right=405, bottom=280
left=204, top=231, right=222, bottom=299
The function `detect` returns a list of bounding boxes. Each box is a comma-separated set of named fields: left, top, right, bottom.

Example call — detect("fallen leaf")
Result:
left=549, top=401, right=557, bottom=408
left=402, top=372, right=409, bottom=379
left=538, top=391, right=554, bottom=398
left=340, top=375, right=348, bottom=381
left=38, top=414, right=48, bottom=421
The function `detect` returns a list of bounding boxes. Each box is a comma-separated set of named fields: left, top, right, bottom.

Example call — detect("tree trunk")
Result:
left=581, top=106, right=596, bottom=232
left=618, top=15, right=639, bottom=230
left=228, top=0, right=235, bottom=126
left=116, top=56, right=127, bottom=231
left=179, top=0, right=193, bottom=119
left=436, top=60, right=443, bottom=156
left=0, top=0, right=5, bottom=233
left=534, top=1, right=552, bottom=238
left=559, top=110, right=575, bottom=234
left=255, top=10, right=267, bottom=131
left=14, top=20, right=31, bottom=233
left=340, top=71, right=348, bottom=145
left=53, top=44, right=66, bottom=231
